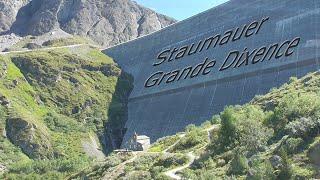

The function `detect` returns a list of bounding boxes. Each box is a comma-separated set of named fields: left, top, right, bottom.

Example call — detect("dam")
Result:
left=103, top=0, right=320, bottom=147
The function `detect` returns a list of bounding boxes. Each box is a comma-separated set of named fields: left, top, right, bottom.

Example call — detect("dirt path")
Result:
left=163, top=125, right=219, bottom=179
left=102, top=152, right=138, bottom=180
left=88, top=125, right=219, bottom=180
left=164, top=152, right=196, bottom=180
left=0, top=44, right=86, bottom=55
left=163, top=134, right=186, bottom=153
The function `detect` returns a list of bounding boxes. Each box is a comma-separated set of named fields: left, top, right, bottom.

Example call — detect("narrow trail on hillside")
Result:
left=164, top=152, right=196, bottom=180
left=103, top=125, right=218, bottom=180
left=0, top=44, right=98, bottom=55
left=163, top=125, right=219, bottom=180
left=103, top=152, right=139, bottom=180
left=163, top=134, right=186, bottom=153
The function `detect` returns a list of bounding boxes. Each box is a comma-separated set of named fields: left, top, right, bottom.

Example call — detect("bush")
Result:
left=283, top=137, right=304, bottom=154
left=124, top=171, right=152, bottom=180
left=211, top=115, right=221, bottom=125
left=171, top=127, right=207, bottom=152
left=218, top=107, right=237, bottom=150
left=216, top=105, right=273, bottom=153
left=285, top=117, right=320, bottom=139
left=185, top=124, right=197, bottom=132
left=149, top=135, right=179, bottom=152
left=201, top=121, right=212, bottom=128
left=237, top=106, right=273, bottom=153
left=277, top=147, right=293, bottom=179
left=154, top=154, right=188, bottom=168
left=247, top=159, right=275, bottom=180
left=228, top=151, right=249, bottom=175
left=266, top=93, right=320, bottom=134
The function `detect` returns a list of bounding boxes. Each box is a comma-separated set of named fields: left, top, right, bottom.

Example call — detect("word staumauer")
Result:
left=144, top=17, right=300, bottom=88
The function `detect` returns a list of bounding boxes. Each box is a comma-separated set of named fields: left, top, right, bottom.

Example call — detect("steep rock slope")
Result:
left=4, top=0, right=176, bottom=47
left=0, top=0, right=31, bottom=33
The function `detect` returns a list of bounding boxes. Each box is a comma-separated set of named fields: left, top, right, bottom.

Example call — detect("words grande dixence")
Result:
left=144, top=17, right=301, bottom=88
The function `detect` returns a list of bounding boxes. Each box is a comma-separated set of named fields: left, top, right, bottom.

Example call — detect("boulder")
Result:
left=23, top=42, right=42, bottom=49
left=82, top=135, right=105, bottom=160
left=269, top=155, right=282, bottom=169
left=0, top=164, right=6, bottom=173
left=217, top=158, right=226, bottom=167
left=0, top=126, right=6, bottom=138
left=308, top=140, right=320, bottom=166
left=0, top=94, right=10, bottom=106
left=6, top=117, right=54, bottom=159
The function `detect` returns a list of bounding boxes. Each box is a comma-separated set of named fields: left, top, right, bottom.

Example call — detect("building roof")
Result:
left=136, top=135, right=150, bottom=140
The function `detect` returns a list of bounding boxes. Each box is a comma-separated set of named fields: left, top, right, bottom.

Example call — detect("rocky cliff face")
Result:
left=1, top=0, right=176, bottom=47
left=0, top=0, right=31, bottom=34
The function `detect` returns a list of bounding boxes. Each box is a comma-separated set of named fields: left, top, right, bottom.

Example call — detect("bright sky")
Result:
left=134, top=0, right=229, bottom=21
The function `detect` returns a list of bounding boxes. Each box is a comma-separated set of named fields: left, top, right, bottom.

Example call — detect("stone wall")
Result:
left=103, top=0, right=320, bottom=146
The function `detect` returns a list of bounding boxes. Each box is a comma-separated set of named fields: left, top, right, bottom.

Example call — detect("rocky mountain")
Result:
left=0, top=0, right=176, bottom=47
left=0, top=0, right=30, bottom=33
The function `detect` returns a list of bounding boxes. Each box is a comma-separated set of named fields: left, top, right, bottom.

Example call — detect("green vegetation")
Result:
left=149, top=135, right=180, bottom=152
left=81, top=72, right=320, bottom=179
left=169, top=125, right=208, bottom=153
left=227, top=150, right=249, bottom=175
left=178, top=73, right=320, bottom=179
left=73, top=152, right=188, bottom=180
left=1, top=41, right=320, bottom=179
left=122, top=153, right=188, bottom=179
left=42, top=36, right=93, bottom=47
left=0, top=46, right=133, bottom=179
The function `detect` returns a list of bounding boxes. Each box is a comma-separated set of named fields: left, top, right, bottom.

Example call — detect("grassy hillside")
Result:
left=77, top=71, right=320, bottom=179
left=1, top=43, right=319, bottom=180
left=180, top=72, right=320, bottom=179
left=0, top=46, right=133, bottom=179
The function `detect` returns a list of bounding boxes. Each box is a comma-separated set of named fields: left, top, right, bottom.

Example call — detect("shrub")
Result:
left=149, top=166, right=166, bottom=179
left=185, top=124, right=197, bottom=132
left=277, top=147, right=293, bottom=179
left=292, top=164, right=315, bottom=179
left=236, top=106, right=273, bottom=153
left=211, top=115, right=221, bottom=125
left=283, top=137, right=304, bottom=154
left=154, top=154, right=188, bottom=168
left=125, top=171, right=152, bottom=180
left=201, top=121, right=212, bottom=128
left=266, top=93, right=320, bottom=134
left=218, top=107, right=237, bottom=150
left=247, top=159, right=275, bottom=180
left=149, top=135, right=179, bottom=152
left=285, top=117, right=320, bottom=139
left=171, top=127, right=207, bottom=152
left=227, top=151, right=249, bottom=175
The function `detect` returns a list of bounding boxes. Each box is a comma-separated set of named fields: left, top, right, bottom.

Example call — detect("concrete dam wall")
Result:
left=103, top=0, right=320, bottom=146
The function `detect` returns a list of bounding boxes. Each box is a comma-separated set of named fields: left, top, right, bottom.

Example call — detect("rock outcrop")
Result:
left=0, top=0, right=31, bottom=34
left=308, top=140, right=320, bottom=166
left=6, top=117, right=53, bottom=159
left=1, top=0, right=176, bottom=47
